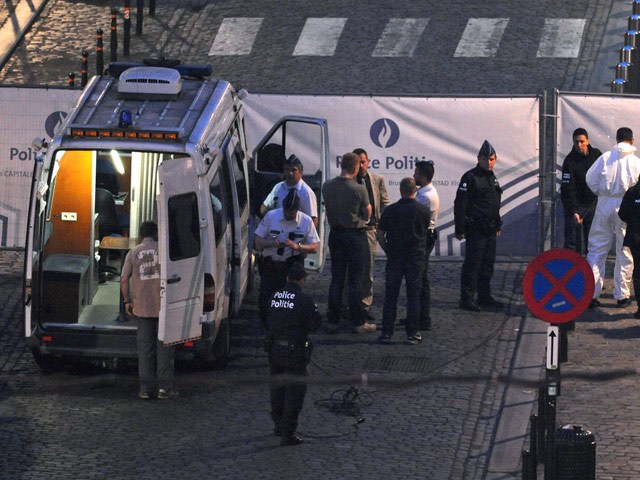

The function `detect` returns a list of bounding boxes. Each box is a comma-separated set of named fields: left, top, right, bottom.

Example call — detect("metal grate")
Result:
left=365, top=355, right=432, bottom=373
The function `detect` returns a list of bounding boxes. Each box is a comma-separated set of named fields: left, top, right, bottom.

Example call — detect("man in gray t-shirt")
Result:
left=322, top=152, right=375, bottom=334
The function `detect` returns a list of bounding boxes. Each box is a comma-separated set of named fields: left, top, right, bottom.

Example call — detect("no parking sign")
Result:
left=523, top=248, right=595, bottom=324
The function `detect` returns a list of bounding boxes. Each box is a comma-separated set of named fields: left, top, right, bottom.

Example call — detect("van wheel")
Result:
left=30, top=349, right=65, bottom=373
left=205, top=317, right=230, bottom=370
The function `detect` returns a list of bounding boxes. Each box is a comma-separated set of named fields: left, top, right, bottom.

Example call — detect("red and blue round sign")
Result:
left=523, top=248, right=595, bottom=324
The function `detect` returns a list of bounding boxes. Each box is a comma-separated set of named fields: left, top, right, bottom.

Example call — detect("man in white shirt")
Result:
left=260, top=155, right=318, bottom=227
left=414, top=160, right=440, bottom=331
left=586, top=127, right=640, bottom=308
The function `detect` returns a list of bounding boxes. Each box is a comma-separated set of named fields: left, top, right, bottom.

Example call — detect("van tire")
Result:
left=205, top=317, right=230, bottom=370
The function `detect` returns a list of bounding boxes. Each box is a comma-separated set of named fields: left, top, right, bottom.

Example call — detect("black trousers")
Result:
left=563, top=205, right=595, bottom=255
left=269, top=347, right=308, bottom=435
left=628, top=244, right=640, bottom=304
left=419, top=232, right=436, bottom=327
left=461, top=229, right=496, bottom=302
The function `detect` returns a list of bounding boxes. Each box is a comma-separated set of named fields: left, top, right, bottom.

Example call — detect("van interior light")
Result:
left=110, top=150, right=125, bottom=174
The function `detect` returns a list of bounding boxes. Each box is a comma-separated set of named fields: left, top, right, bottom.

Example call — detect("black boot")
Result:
left=280, top=432, right=304, bottom=446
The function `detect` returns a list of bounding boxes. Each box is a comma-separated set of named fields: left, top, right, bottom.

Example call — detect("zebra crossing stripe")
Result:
left=372, top=18, right=429, bottom=57
left=293, top=18, right=348, bottom=56
left=454, top=18, right=509, bottom=58
left=208, top=17, right=263, bottom=56
left=536, top=18, right=586, bottom=58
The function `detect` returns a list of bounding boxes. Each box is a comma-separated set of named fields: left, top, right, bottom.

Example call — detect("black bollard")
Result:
left=149, top=0, right=155, bottom=16
left=635, top=0, right=640, bottom=15
left=537, top=386, right=546, bottom=463
left=96, top=29, right=104, bottom=75
left=81, top=50, right=88, bottom=87
left=124, top=0, right=131, bottom=56
left=68, top=72, right=75, bottom=87
left=521, top=450, right=535, bottom=480
left=530, top=414, right=539, bottom=464
left=544, top=395, right=557, bottom=480
left=630, top=14, right=640, bottom=31
left=136, top=0, right=144, bottom=36
left=110, top=8, right=118, bottom=62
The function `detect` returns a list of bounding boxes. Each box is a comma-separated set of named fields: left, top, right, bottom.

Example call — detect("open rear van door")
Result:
left=157, top=157, right=205, bottom=345
left=252, top=116, right=329, bottom=271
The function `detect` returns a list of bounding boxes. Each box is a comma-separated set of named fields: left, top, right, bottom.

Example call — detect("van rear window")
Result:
left=168, top=192, right=200, bottom=260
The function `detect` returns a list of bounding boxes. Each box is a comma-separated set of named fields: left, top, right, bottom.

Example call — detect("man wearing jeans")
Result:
left=322, top=152, right=374, bottom=334
left=121, top=221, right=177, bottom=400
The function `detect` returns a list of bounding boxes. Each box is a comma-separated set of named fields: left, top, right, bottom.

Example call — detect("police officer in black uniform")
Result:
left=264, top=262, right=321, bottom=446
left=454, top=140, right=504, bottom=312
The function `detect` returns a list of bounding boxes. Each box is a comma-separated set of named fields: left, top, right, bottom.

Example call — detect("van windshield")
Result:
left=35, top=148, right=188, bottom=327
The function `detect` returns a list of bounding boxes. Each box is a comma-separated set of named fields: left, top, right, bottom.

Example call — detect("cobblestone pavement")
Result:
left=0, top=0, right=617, bottom=94
left=1, top=249, right=539, bottom=479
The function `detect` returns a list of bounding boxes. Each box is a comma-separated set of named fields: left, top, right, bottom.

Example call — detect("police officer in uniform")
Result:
left=254, top=189, right=319, bottom=327
left=454, top=140, right=503, bottom=312
left=265, top=262, right=322, bottom=446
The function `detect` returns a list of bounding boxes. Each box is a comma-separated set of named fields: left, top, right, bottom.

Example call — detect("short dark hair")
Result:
left=284, top=154, right=303, bottom=172
left=352, top=148, right=367, bottom=157
left=572, top=128, right=589, bottom=139
left=617, top=127, right=633, bottom=143
left=340, top=152, right=359, bottom=173
left=139, top=221, right=158, bottom=241
left=399, top=177, right=417, bottom=197
left=288, top=262, right=308, bottom=281
left=415, top=160, right=434, bottom=182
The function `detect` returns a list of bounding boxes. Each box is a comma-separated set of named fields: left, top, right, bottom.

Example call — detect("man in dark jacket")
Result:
left=618, top=176, right=640, bottom=318
left=377, top=178, right=430, bottom=345
left=560, top=128, right=602, bottom=254
left=265, top=262, right=321, bottom=446
left=454, top=140, right=503, bottom=312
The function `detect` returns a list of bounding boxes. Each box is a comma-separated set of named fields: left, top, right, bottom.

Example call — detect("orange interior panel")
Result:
left=44, top=151, right=94, bottom=256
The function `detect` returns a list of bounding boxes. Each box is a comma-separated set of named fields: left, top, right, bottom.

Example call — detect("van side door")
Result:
left=157, top=156, right=205, bottom=344
left=223, top=124, right=251, bottom=316
left=252, top=116, right=329, bottom=271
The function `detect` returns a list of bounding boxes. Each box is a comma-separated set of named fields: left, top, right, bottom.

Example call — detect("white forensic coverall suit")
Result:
left=585, top=142, right=640, bottom=300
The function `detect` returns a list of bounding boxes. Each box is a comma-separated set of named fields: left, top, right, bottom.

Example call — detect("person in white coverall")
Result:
left=585, top=127, right=640, bottom=308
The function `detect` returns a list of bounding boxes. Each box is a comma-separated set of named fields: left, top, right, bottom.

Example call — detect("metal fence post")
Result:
left=80, top=50, right=88, bottom=87
left=124, top=0, right=131, bottom=56
left=110, top=8, right=118, bottom=62
left=96, top=29, right=104, bottom=75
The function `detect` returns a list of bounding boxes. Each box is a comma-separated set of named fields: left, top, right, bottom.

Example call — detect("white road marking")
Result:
left=208, top=17, right=263, bottom=56
left=536, top=19, right=586, bottom=58
left=293, top=18, right=347, bottom=56
left=454, top=18, right=509, bottom=58
left=372, top=18, right=429, bottom=57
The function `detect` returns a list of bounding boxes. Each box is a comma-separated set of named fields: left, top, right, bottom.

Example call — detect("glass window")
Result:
left=231, top=140, right=248, bottom=210
left=168, top=193, right=200, bottom=260
left=209, top=170, right=228, bottom=245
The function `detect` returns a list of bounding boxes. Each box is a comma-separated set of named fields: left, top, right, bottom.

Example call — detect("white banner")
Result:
left=0, top=87, right=79, bottom=247
left=244, top=94, right=540, bottom=255
left=0, top=88, right=540, bottom=256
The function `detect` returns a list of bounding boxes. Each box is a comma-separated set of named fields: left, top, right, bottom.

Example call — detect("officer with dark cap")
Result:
left=265, top=262, right=321, bottom=446
left=254, top=189, right=319, bottom=327
left=454, top=140, right=503, bottom=312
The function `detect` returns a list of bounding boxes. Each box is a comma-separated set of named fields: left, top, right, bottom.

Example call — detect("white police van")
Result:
left=23, top=61, right=328, bottom=370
